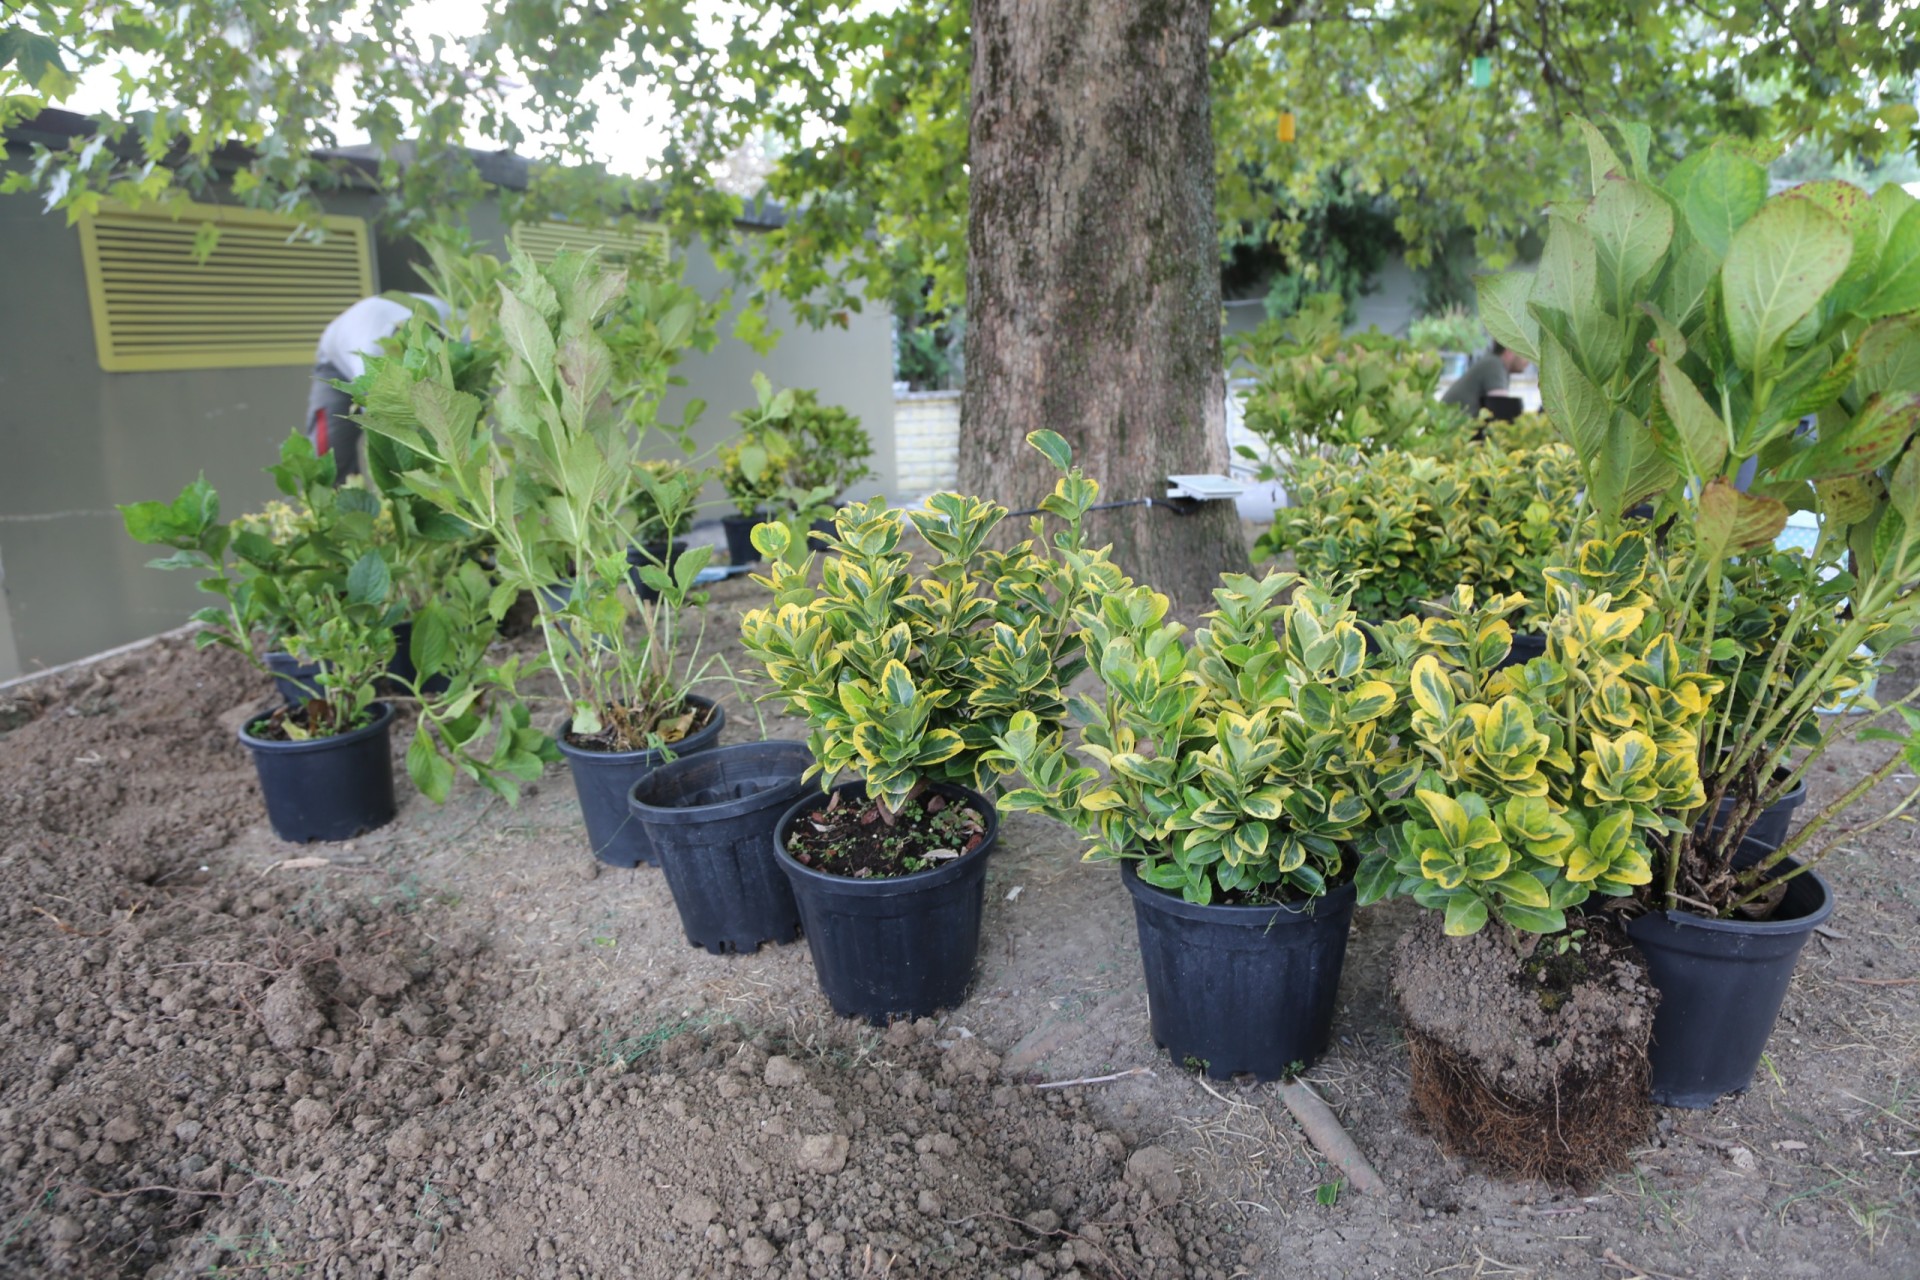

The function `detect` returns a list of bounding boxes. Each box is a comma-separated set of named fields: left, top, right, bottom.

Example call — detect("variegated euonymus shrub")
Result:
left=1260, top=440, right=1589, bottom=626
left=1477, top=120, right=1920, bottom=914
left=739, top=431, right=1125, bottom=819
left=1357, top=538, right=1722, bottom=935
left=990, top=574, right=1413, bottom=905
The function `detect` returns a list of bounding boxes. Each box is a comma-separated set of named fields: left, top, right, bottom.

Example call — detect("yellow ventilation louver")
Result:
left=76, top=202, right=374, bottom=373
left=511, top=219, right=670, bottom=275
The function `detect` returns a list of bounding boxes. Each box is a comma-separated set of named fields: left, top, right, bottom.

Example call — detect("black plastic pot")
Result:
left=1626, top=838, right=1834, bottom=1109
left=628, top=741, right=813, bottom=954
left=773, top=780, right=998, bottom=1024
left=627, top=540, right=691, bottom=603
left=554, top=695, right=725, bottom=868
left=1697, top=772, right=1809, bottom=851
left=1122, top=861, right=1356, bottom=1080
left=1497, top=631, right=1546, bottom=671
left=239, top=701, right=398, bottom=843
left=384, top=620, right=452, bottom=697
left=265, top=651, right=324, bottom=708
left=806, top=518, right=836, bottom=553
left=722, top=513, right=765, bottom=566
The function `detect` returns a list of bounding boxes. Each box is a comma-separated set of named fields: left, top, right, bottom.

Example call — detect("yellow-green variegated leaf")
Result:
left=1410, top=655, right=1456, bottom=723
left=1345, top=680, right=1397, bottom=722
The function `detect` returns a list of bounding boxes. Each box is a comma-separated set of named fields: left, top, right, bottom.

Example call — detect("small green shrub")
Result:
left=1259, top=441, right=1589, bottom=626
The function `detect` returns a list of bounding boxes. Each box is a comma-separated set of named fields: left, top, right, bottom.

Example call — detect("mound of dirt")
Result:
left=1393, top=911, right=1655, bottom=1185
left=0, top=638, right=1236, bottom=1279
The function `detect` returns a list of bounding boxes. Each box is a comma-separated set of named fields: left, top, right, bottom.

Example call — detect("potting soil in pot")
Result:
left=1393, top=911, right=1657, bottom=1185
left=784, top=790, right=987, bottom=877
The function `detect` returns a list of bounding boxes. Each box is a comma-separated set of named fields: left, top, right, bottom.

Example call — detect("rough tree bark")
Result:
left=963, top=0, right=1248, bottom=606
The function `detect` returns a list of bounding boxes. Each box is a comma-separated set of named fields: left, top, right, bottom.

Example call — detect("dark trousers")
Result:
left=305, top=361, right=361, bottom=480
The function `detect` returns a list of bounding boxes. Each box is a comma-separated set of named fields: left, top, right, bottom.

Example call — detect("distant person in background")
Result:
left=1440, top=341, right=1529, bottom=418
left=306, top=294, right=448, bottom=479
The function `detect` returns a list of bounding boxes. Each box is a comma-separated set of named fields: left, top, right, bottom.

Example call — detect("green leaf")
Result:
left=345, top=551, right=391, bottom=607
left=1696, top=478, right=1788, bottom=559
left=1026, top=430, right=1073, bottom=473
left=1443, top=894, right=1489, bottom=936
left=1853, top=202, right=1920, bottom=320
left=410, top=607, right=452, bottom=678
left=1656, top=358, right=1727, bottom=476
left=1721, top=198, right=1852, bottom=373
left=1664, top=144, right=1768, bottom=261
left=1475, top=269, right=1539, bottom=363
left=1583, top=176, right=1673, bottom=308
left=1772, top=392, right=1920, bottom=482
left=407, top=729, right=455, bottom=804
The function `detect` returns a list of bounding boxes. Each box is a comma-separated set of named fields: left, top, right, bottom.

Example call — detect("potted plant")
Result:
left=1477, top=123, right=1920, bottom=1105
left=1356, top=573, right=1723, bottom=1179
left=717, top=375, right=803, bottom=565
left=739, top=431, right=1123, bottom=1023
left=740, top=378, right=874, bottom=547
left=991, top=573, right=1413, bottom=1080
left=1408, top=305, right=1487, bottom=380
left=353, top=248, right=729, bottom=866
left=1257, top=438, right=1589, bottom=655
left=123, top=435, right=547, bottom=838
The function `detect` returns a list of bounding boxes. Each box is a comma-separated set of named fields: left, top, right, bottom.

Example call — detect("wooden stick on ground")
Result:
left=1034, top=1067, right=1156, bottom=1090
left=1277, top=1079, right=1388, bottom=1197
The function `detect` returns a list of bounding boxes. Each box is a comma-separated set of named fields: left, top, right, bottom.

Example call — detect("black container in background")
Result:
left=1627, top=839, right=1833, bottom=1109
left=722, top=513, right=766, bottom=566
left=384, top=620, right=453, bottom=698
left=626, top=540, right=691, bottom=603
left=239, top=701, right=398, bottom=843
left=554, top=695, right=724, bottom=868
left=629, top=741, right=813, bottom=954
left=1697, top=772, right=1809, bottom=852
left=774, top=780, right=997, bottom=1024
left=1122, top=861, right=1356, bottom=1080
left=265, top=651, right=324, bottom=708
left=1497, top=631, right=1546, bottom=670
left=806, top=518, right=836, bottom=554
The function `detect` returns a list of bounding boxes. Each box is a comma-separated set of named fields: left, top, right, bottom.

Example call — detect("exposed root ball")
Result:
left=1393, top=912, right=1655, bottom=1186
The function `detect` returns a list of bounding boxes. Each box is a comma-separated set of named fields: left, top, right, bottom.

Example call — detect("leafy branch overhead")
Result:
left=6, top=2, right=1916, bottom=325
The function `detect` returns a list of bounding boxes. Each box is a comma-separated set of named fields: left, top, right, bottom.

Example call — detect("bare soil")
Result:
left=787, top=791, right=989, bottom=879
left=1395, top=911, right=1655, bottom=1185
left=1, top=575, right=1916, bottom=1279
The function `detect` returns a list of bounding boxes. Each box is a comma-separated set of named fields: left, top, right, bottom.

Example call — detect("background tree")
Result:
left=6, top=0, right=1916, bottom=596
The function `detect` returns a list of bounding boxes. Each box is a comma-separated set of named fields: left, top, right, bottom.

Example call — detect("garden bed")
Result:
left=1, top=574, right=1915, bottom=1278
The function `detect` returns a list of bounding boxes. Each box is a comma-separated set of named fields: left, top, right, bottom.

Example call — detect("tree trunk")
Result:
left=963, top=0, right=1247, bottom=607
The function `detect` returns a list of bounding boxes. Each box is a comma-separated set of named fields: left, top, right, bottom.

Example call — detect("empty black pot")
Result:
left=722, top=512, right=765, bottom=566
left=1696, top=771, right=1809, bottom=851
left=239, top=701, right=398, bottom=843
left=1627, top=838, right=1834, bottom=1108
left=555, top=695, right=724, bottom=868
left=1122, top=861, right=1356, bottom=1080
left=627, top=540, right=691, bottom=603
left=628, top=741, right=813, bottom=954
left=265, top=651, right=324, bottom=708
left=773, top=780, right=997, bottom=1024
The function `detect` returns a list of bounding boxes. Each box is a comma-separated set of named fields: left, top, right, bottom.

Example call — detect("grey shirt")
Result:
left=1440, top=353, right=1510, bottom=415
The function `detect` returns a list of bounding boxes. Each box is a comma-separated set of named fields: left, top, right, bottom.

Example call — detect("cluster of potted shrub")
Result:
left=122, top=246, right=871, bottom=871
left=121, top=130, right=1920, bottom=1186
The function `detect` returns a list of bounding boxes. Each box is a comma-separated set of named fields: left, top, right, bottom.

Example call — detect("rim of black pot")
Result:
left=552, top=693, right=721, bottom=762
left=627, top=740, right=814, bottom=827
left=772, top=779, right=997, bottom=893
left=1119, top=857, right=1356, bottom=922
left=1648, top=837, right=1834, bottom=935
left=238, top=700, right=396, bottom=754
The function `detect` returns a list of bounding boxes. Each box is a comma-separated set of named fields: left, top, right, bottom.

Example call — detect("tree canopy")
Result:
left=4, top=1, right=1916, bottom=329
